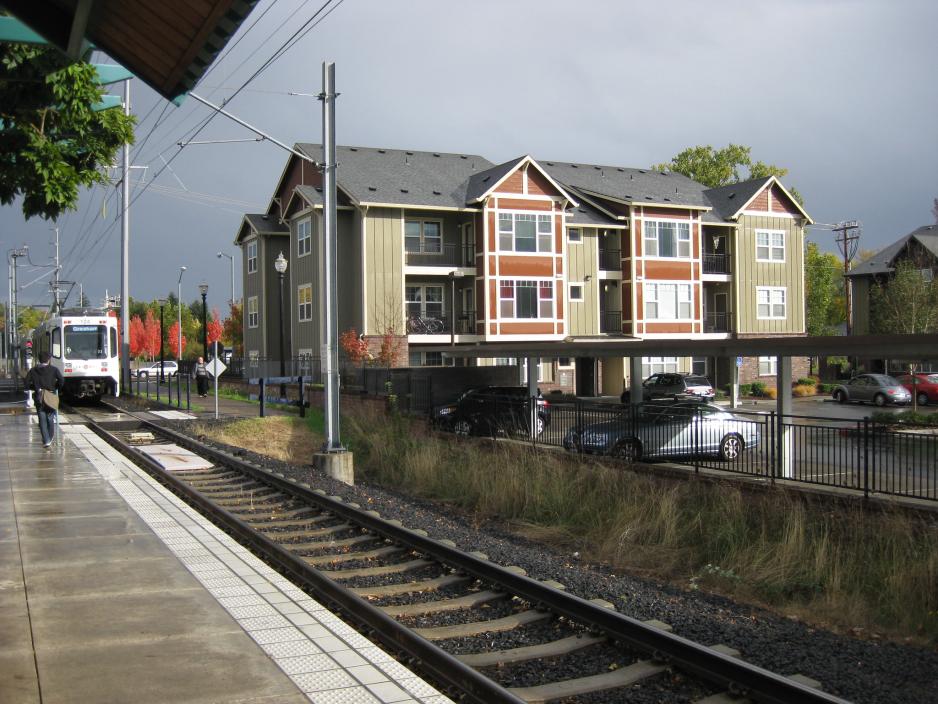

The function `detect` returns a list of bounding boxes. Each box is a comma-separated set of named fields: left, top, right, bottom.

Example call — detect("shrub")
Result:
left=796, top=377, right=818, bottom=387
left=763, top=386, right=778, bottom=399
left=818, top=383, right=837, bottom=394
left=750, top=381, right=767, bottom=397
left=739, top=383, right=753, bottom=397
left=792, top=384, right=816, bottom=397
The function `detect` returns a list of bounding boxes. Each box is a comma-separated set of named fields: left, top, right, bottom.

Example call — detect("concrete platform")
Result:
left=1, top=413, right=451, bottom=704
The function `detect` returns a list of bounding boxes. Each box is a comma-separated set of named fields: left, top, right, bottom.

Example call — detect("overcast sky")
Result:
left=3, top=0, right=937, bottom=310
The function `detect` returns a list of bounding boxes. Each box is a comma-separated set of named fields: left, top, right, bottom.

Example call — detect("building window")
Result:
left=297, top=218, right=312, bottom=257
left=558, top=357, right=574, bottom=368
left=409, top=351, right=448, bottom=367
left=758, top=356, right=777, bottom=376
left=756, top=229, right=785, bottom=262
left=247, top=241, right=257, bottom=273
left=406, top=285, right=444, bottom=323
left=644, top=282, right=692, bottom=320
left=499, top=279, right=553, bottom=319
left=404, top=220, right=442, bottom=254
left=568, top=227, right=582, bottom=243
left=498, top=213, right=553, bottom=253
left=569, top=283, right=583, bottom=301
left=494, top=357, right=517, bottom=366
left=756, top=287, right=786, bottom=319
left=247, top=296, right=259, bottom=328
left=644, top=220, right=690, bottom=258
left=692, top=357, right=708, bottom=376
left=297, top=284, right=312, bottom=322
left=642, top=356, right=679, bottom=378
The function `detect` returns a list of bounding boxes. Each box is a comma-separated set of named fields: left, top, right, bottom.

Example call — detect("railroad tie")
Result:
left=508, top=658, right=666, bottom=703
left=325, top=559, right=434, bottom=580
left=414, top=609, right=551, bottom=640
left=286, top=534, right=375, bottom=551
left=381, top=590, right=507, bottom=618
left=302, top=545, right=405, bottom=566
left=350, top=573, right=472, bottom=597
left=248, top=514, right=332, bottom=529
left=259, top=523, right=352, bottom=540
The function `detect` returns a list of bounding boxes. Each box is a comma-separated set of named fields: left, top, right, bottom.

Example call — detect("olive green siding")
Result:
left=241, top=235, right=262, bottom=357
left=337, top=210, right=361, bottom=334
left=734, top=215, right=805, bottom=334
left=566, top=227, right=599, bottom=335
left=851, top=276, right=871, bottom=334
left=289, top=210, right=320, bottom=357
left=262, top=235, right=291, bottom=362
left=240, top=233, right=289, bottom=358
left=364, top=207, right=404, bottom=334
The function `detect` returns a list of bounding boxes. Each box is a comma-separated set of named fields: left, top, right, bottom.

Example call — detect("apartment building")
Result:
left=236, top=144, right=812, bottom=394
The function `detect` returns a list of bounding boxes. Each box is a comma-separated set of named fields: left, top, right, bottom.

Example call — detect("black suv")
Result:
left=433, top=386, right=551, bottom=437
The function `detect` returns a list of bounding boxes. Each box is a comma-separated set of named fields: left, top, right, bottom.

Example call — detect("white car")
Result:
left=134, top=361, right=179, bottom=379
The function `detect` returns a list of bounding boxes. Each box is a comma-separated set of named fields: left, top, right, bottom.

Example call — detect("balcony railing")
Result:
left=704, top=312, right=732, bottom=333
left=599, top=247, right=621, bottom=271
left=703, top=253, right=731, bottom=274
left=406, top=311, right=477, bottom=335
left=601, top=310, right=623, bottom=334
left=405, top=242, right=475, bottom=268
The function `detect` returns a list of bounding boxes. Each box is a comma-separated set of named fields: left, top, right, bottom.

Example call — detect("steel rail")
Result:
left=87, top=408, right=851, bottom=704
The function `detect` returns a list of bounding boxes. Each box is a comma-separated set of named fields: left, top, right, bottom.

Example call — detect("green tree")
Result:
left=870, top=259, right=938, bottom=334
left=804, top=242, right=845, bottom=336
left=0, top=43, right=136, bottom=220
left=655, top=143, right=803, bottom=204
left=16, top=306, right=44, bottom=338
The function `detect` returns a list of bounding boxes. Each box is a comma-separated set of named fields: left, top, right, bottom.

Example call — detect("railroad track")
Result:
left=73, top=403, right=850, bottom=704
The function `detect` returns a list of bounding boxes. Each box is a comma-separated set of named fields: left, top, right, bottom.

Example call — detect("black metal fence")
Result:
left=449, top=398, right=938, bottom=502
left=405, top=242, right=475, bottom=267
left=703, top=252, right=731, bottom=274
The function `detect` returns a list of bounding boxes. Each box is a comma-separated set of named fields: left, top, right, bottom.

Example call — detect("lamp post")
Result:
left=217, top=251, right=234, bottom=307
left=157, top=298, right=166, bottom=383
left=274, top=251, right=288, bottom=399
left=177, top=266, right=186, bottom=362
left=198, top=282, right=208, bottom=358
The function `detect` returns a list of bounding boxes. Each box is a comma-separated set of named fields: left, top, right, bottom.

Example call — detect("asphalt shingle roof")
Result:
left=244, top=213, right=287, bottom=234
left=846, top=225, right=938, bottom=278
left=703, top=178, right=772, bottom=220
left=465, top=157, right=526, bottom=203
left=296, top=144, right=493, bottom=210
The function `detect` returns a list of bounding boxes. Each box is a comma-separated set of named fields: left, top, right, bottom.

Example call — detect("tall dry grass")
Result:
left=341, top=404, right=938, bottom=643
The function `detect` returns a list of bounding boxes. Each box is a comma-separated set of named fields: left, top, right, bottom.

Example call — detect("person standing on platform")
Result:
left=26, top=351, right=64, bottom=449
left=193, top=356, right=209, bottom=397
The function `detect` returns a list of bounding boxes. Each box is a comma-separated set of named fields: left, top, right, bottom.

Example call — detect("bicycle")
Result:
left=406, top=316, right=445, bottom=334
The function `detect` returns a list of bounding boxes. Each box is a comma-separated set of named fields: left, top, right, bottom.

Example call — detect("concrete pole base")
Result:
left=315, top=451, right=354, bottom=485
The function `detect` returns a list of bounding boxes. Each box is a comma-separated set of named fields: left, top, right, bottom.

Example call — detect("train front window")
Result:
left=64, top=325, right=108, bottom=359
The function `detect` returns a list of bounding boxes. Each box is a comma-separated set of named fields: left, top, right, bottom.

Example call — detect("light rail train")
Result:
left=31, top=308, right=121, bottom=400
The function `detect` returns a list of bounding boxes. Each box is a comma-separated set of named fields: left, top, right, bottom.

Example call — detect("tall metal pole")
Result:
left=278, top=270, right=286, bottom=397
left=177, top=266, right=186, bottom=362
left=201, top=291, right=208, bottom=357
left=120, top=79, right=131, bottom=391
left=320, top=61, right=343, bottom=452
left=159, top=303, right=165, bottom=383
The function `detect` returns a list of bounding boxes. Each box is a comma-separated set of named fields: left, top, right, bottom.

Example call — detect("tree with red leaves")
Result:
left=142, top=309, right=161, bottom=360
left=340, top=328, right=369, bottom=364
left=207, top=308, right=224, bottom=346
left=168, top=320, right=185, bottom=358
left=222, top=303, right=243, bottom=356
left=129, top=315, right=146, bottom=358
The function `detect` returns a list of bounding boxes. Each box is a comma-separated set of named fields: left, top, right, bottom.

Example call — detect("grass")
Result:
left=197, top=404, right=938, bottom=645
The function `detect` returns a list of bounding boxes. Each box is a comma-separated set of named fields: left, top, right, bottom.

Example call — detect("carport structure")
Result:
left=422, top=333, right=938, bottom=478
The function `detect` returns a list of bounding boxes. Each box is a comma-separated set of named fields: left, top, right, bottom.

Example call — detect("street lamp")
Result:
left=177, top=266, right=186, bottom=362
left=156, top=298, right=166, bottom=383
left=217, top=251, right=234, bottom=307
left=274, top=251, right=288, bottom=398
left=198, top=282, right=208, bottom=358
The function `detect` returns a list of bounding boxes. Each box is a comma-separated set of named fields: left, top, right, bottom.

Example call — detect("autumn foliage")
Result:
left=340, top=328, right=369, bottom=364
left=168, top=320, right=186, bottom=358
left=207, top=308, right=224, bottom=346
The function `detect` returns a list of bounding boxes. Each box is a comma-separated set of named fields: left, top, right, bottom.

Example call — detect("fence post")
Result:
left=259, top=378, right=266, bottom=418
left=862, top=417, right=870, bottom=499
left=768, top=410, right=776, bottom=483
left=576, top=398, right=583, bottom=455
left=185, top=374, right=190, bottom=411
left=176, top=372, right=181, bottom=408
left=299, top=376, right=305, bottom=418
left=693, top=406, right=700, bottom=474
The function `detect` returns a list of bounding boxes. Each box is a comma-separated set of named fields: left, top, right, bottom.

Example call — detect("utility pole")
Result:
left=9, top=247, right=28, bottom=385
left=120, top=79, right=131, bottom=393
left=832, top=221, right=861, bottom=335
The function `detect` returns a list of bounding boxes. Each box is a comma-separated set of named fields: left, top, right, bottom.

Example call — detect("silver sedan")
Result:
left=832, top=374, right=911, bottom=407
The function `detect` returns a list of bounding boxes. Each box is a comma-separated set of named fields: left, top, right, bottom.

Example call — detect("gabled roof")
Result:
left=704, top=175, right=812, bottom=223
left=234, top=213, right=287, bottom=245
left=296, top=144, right=492, bottom=210
left=466, top=155, right=580, bottom=205
left=287, top=185, right=324, bottom=214
left=846, top=225, right=938, bottom=278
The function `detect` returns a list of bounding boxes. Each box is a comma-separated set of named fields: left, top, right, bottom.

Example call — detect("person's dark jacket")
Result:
left=193, top=362, right=208, bottom=378
left=26, top=364, right=64, bottom=408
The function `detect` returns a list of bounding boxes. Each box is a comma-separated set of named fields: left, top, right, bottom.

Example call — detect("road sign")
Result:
left=736, top=356, right=743, bottom=367
left=206, top=357, right=226, bottom=378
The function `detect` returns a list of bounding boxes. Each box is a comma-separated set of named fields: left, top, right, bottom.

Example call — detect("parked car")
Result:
left=563, top=399, right=759, bottom=462
left=433, top=386, right=551, bottom=437
left=621, top=373, right=715, bottom=403
left=133, top=361, right=179, bottom=379
left=832, top=374, right=911, bottom=406
left=894, top=372, right=938, bottom=406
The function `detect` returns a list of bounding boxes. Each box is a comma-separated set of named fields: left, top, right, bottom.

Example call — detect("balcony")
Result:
left=406, top=311, right=476, bottom=336
left=405, top=242, right=475, bottom=268
left=601, top=310, right=623, bottom=334
left=599, top=247, right=621, bottom=271
left=703, top=312, right=732, bottom=333
left=703, top=253, right=731, bottom=275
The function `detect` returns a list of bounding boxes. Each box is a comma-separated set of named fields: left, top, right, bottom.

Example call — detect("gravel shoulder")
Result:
left=162, top=417, right=938, bottom=704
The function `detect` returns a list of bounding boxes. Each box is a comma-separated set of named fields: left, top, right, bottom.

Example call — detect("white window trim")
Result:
left=756, top=286, right=787, bottom=320
left=557, top=357, right=575, bottom=369
left=498, top=277, right=556, bottom=321
left=297, top=218, right=312, bottom=258
left=642, top=218, right=692, bottom=260
left=497, top=210, right=554, bottom=255
left=405, top=284, right=445, bottom=320
left=567, top=227, right=582, bottom=244
left=297, top=284, right=313, bottom=322
left=404, top=219, right=444, bottom=255
left=643, top=281, right=694, bottom=321
left=758, top=356, right=777, bottom=376
left=568, top=282, right=584, bottom=302
left=247, top=241, right=257, bottom=274
left=642, top=356, right=680, bottom=377
left=755, top=229, right=785, bottom=263
left=247, top=296, right=259, bottom=328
